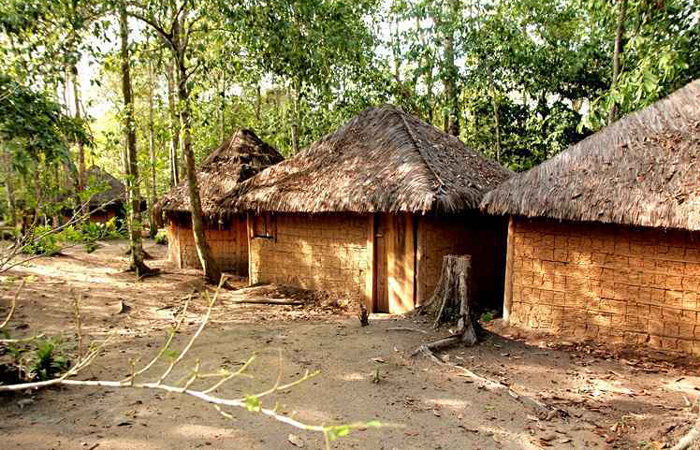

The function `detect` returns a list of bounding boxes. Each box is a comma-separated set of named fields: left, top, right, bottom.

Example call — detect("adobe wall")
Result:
left=89, top=209, right=117, bottom=224
left=249, top=213, right=370, bottom=298
left=418, top=213, right=507, bottom=311
left=508, top=217, right=700, bottom=355
left=167, top=215, right=248, bottom=275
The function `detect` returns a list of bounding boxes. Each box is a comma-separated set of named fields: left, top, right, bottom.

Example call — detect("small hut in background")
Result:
left=155, top=129, right=283, bottom=275
left=481, top=79, right=700, bottom=354
left=82, top=166, right=127, bottom=223
left=223, top=105, right=512, bottom=313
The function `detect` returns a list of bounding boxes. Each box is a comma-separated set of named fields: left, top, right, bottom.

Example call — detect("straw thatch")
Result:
left=84, top=166, right=126, bottom=209
left=481, top=80, right=700, bottom=231
left=154, top=129, right=283, bottom=222
left=222, top=105, right=512, bottom=214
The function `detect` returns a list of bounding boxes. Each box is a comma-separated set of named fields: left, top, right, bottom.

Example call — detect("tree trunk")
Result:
left=147, top=50, right=158, bottom=237
left=167, top=61, right=180, bottom=188
left=418, top=255, right=478, bottom=347
left=290, top=82, right=301, bottom=154
left=72, top=65, right=86, bottom=192
left=172, top=24, right=221, bottom=284
left=608, top=0, right=627, bottom=125
left=255, top=84, right=261, bottom=126
left=119, top=1, right=150, bottom=277
left=441, top=0, right=461, bottom=137
left=220, top=70, right=226, bottom=143
left=489, top=69, right=502, bottom=164
left=3, top=153, right=18, bottom=229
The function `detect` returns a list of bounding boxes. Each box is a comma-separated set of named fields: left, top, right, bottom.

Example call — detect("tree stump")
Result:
left=415, top=254, right=478, bottom=349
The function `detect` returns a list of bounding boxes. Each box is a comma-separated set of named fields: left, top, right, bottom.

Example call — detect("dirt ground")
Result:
left=1, top=240, right=700, bottom=449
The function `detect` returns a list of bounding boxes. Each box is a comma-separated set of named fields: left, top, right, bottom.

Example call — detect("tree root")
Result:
left=672, top=400, right=700, bottom=450
left=414, top=345, right=561, bottom=420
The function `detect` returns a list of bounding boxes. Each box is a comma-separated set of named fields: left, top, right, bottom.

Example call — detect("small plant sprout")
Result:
left=0, top=277, right=389, bottom=449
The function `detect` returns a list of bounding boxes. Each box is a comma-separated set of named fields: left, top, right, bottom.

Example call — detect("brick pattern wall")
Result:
left=418, top=213, right=507, bottom=311
left=167, top=215, right=247, bottom=274
left=249, top=213, right=370, bottom=297
left=89, top=209, right=117, bottom=224
left=509, top=217, right=700, bottom=355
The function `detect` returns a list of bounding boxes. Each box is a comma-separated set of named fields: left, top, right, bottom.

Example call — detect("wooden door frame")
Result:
left=366, top=212, right=419, bottom=314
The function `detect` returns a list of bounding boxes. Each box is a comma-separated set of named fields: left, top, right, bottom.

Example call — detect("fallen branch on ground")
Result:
left=414, top=345, right=558, bottom=419
left=0, top=277, right=385, bottom=449
left=386, top=327, right=428, bottom=334
left=671, top=399, right=700, bottom=450
left=229, top=297, right=303, bottom=306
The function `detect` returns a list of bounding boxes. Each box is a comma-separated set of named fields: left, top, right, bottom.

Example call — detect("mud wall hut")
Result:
left=60, top=166, right=128, bottom=224
left=481, top=80, right=700, bottom=354
left=154, top=129, right=283, bottom=275
left=222, top=106, right=512, bottom=313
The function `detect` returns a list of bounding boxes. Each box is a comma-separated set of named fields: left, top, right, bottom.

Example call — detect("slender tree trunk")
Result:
left=291, top=82, right=301, bottom=154
left=489, top=69, right=502, bottom=164
left=167, top=61, right=180, bottom=188
left=608, top=0, right=627, bottom=125
left=2, top=153, right=17, bottom=228
left=441, top=0, right=461, bottom=137
left=72, top=66, right=86, bottom=192
left=147, top=52, right=158, bottom=237
left=172, top=23, right=220, bottom=284
left=220, top=70, right=226, bottom=143
left=255, top=84, right=261, bottom=126
left=52, top=164, right=60, bottom=227
left=119, top=1, right=150, bottom=276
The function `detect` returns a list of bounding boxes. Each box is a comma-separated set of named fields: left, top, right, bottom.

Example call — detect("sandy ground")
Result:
left=1, top=240, right=699, bottom=450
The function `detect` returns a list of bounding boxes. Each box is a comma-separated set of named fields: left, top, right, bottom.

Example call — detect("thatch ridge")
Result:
left=222, top=105, right=512, bottom=214
left=154, top=129, right=283, bottom=222
left=84, top=166, right=126, bottom=208
left=480, top=79, right=700, bottom=231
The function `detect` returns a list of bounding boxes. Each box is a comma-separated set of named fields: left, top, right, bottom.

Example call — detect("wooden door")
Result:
left=374, top=213, right=415, bottom=313
left=374, top=214, right=389, bottom=312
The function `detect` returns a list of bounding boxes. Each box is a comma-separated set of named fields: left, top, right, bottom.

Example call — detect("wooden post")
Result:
left=414, top=215, right=421, bottom=307
left=246, top=212, right=254, bottom=286
left=365, top=213, right=376, bottom=311
left=503, top=216, right=515, bottom=324
left=403, top=212, right=416, bottom=313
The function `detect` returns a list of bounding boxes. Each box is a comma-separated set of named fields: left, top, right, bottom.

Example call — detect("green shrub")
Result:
left=5, top=336, right=71, bottom=382
left=154, top=229, right=168, bottom=245
left=22, top=226, right=61, bottom=256
left=79, top=221, right=105, bottom=241
left=28, top=338, right=70, bottom=381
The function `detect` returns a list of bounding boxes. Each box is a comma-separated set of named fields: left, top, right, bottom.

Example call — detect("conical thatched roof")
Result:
left=222, top=105, right=512, bottom=214
left=84, top=166, right=126, bottom=208
left=155, top=129, right=283, bottom=220
left=481, top=79, right=700, bottom=231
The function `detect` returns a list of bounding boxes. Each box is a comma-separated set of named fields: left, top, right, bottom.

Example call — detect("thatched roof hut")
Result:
left=83, top=166, right=127, bottom=209
left=157, top=129, right=283, bottom=274
left=156, top=129, right=284, bottom=222
left=221, top=105, right=512, bottom=314
left=480, top=80, right=700, bottom=355
left=223, top=105, right=511, bottom=214
left=481, top=79, right=700, bottom=231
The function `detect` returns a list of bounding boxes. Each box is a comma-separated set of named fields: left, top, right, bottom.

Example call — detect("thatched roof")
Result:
left=481, top=79, right=700, bottom=231
left=84, top=166, right=126, bottom=208
left=222, top=105, right=512, bottom=214
left=155, top=129, right=283, bottom=220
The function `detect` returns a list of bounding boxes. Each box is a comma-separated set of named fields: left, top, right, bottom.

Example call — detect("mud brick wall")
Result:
left=167, top=215, right=248, bottom=275
left=508, top=217, right=700, bottom=355
left=418, top=213, right=507, bottom=311
left=249, top=213, right=370, bottom=297
left=89, top=209, right=116, bottom=224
